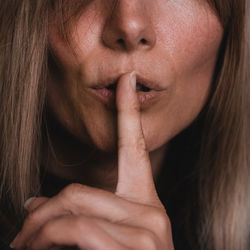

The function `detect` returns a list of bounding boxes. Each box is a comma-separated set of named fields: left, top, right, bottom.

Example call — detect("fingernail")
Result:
left=24, top=196, right=36, bottom=210
left=9, top=232, right=20, bottom=248
left=130, top=71, right=136, bottom=90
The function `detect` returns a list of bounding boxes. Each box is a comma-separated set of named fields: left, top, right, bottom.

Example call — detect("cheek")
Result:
left=156, top=3, right=223, bottom=76
left=141, top=6, right=223, bottom=151
left=141, top=76, right=211, bottom=152
left=47, top=2, right=223, bottom=153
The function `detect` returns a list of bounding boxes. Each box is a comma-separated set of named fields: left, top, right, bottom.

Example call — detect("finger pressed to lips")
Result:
left=115, top=72, right=160, bottom=204
left=10, top=72, right=165, bottom=249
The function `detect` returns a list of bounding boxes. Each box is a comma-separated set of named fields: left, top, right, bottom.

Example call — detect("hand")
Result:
left=11, top=72, right=174, bottom=250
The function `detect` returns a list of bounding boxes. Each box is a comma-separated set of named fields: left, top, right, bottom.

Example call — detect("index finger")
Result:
left=115, top=72, right=159, bottom=204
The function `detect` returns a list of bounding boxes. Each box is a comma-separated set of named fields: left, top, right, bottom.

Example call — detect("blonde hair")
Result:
left=198, top=0, right=250, bottom=249
left=0, top=0, right=48, bottom=225
left=0, top=0, right=249, bottom=249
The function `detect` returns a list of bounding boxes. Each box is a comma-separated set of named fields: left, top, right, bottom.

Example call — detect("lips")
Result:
left=91, top=74, right=164, bottom=91
left=89, top=73, right=164, bottom=109
left=105, top=81, right=151, bottom=92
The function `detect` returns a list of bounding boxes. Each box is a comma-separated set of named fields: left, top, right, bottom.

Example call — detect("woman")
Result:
left=0, top=0, right=249, bottom=249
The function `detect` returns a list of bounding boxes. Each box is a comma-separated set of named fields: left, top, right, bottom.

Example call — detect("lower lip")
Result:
left=90, top=88, right=160, bottom=109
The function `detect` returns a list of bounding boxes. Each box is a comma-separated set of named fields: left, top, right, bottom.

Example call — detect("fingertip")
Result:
left=116, top=71, right=138, bottom=111
left=24, top=197, right=49, bottom=212
left=130, top=71, right=136, bottom=91
left=24, top=197, right=37, bottom=210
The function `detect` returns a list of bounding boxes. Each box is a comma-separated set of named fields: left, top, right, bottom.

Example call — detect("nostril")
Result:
left=116, top=38, right=148, bottom=48
left=117, top=39, right=124, bottom=44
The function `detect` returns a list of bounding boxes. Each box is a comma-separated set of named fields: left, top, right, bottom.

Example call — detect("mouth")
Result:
left=89, top=74, right=164, bottom=109
left=96, top=81, right=152, bottom=92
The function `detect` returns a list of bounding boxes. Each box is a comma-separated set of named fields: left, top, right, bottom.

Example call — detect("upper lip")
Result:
left=91, top=73, right=164, bottom=91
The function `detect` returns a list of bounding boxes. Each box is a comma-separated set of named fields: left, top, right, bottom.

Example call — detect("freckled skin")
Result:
left=8, top=3, right=225, bottom=247
left=47, top=0, right=223, bottom=164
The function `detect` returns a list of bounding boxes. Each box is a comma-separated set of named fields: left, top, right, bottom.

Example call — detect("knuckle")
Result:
left=63, top=215, right=91, bottom=235
left=118, top=142, right=135, bottom=153
left=137, top=230, right=158, bottom=250
left=147, top=208, right=171, bottom=233
left=118, top=137, right=146, bottom=152
left=60, top=183, right=86, bottom=199
left=39, top=220, right=55, bottom=239
left=27, top=220, right=56, bottom=249
left=75, top=216, right=101, bottom=242
left=25, top=211, right=39, bottom=226
left=154, top=210, right=171, bottom=232
left=73, top=216, right=89, bottom=231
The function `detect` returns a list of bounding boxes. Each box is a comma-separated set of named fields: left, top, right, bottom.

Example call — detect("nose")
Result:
left=102, top=0, right=156, bottom=52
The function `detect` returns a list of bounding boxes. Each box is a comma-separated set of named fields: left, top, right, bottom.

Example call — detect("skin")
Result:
left=12, top=73, right=174, bottom=250
left=10, top=0, right=223, bottom=249
left=45, top=0, right=223, bottom=186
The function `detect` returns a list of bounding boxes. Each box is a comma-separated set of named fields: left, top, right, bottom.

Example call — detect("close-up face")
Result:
left=48, top=0, right=223, bottom=153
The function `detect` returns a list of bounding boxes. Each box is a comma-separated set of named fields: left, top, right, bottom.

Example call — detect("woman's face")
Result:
left=48, top=0, right=223, bottom=152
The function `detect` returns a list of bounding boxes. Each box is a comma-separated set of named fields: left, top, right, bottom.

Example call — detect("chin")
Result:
left=88, top=128, right=167, bottom=154
left=81, top=123, right=118, bottom=153
left=93, top=135, right=118, bottom=153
